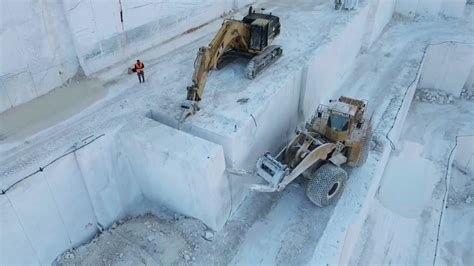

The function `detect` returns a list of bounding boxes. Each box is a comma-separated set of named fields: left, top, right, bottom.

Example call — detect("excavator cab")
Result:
left=243, top=7, right=281, bottom=52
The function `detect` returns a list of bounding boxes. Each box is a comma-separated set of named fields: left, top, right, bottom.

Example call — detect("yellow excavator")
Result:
left=181, top=6, right=282, bottom=118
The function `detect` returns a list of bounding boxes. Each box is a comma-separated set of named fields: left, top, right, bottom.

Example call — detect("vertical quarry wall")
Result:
left=0, top=0, right=79, bottom=113
left=418, top=42, right=474, bottom=96
left=62, top=0, right=253, bottom=76
left=464, top=67, right=474, bottom=90
left=363, top=0, right=397, bottom=49
left=118, top=118, right=230, bottom=230
left=0, top=132, right=144, bottom=265
left=0, top=120, right=232, bottom=265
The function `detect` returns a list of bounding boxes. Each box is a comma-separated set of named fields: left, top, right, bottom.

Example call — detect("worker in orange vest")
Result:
left=135, top=60, right=145, bottom=83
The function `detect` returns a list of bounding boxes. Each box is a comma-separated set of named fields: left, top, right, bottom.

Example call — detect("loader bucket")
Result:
left=255, top=152, right=289, bottom=188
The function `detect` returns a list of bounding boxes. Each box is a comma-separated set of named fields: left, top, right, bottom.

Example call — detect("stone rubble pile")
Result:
left=415, top=88, right=455, bottom=104
left=460, top=87, right=474, bottom=101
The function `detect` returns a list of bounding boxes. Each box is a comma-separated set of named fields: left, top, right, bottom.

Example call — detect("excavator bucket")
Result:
left=179, top=100, right=200, bottom=125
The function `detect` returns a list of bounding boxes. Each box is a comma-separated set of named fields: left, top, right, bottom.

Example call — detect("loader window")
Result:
left=328, top=114, right=349, bottom=131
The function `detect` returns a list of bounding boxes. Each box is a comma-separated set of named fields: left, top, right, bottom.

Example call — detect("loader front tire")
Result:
left=306, top=163, right=348, bottom=207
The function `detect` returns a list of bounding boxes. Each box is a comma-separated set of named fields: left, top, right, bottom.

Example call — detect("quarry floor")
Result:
left=1, top=1, right=474, bottom=265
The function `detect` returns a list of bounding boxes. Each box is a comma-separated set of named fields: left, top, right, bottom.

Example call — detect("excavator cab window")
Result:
left=328, top=114, right=349, bottom=131
left=250, top=20, right=269, bottom=51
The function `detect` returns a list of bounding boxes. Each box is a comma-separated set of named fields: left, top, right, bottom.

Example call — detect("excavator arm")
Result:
left=182, top=20, right=250, bottom=113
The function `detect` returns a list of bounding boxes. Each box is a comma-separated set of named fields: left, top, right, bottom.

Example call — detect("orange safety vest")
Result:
left=135, top=62, right=144, bottom=73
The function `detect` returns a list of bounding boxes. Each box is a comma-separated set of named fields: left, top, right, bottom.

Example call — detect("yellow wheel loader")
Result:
left=181, top=6, right=282, bottom=119
left=253, top=96, right=373, bottom=207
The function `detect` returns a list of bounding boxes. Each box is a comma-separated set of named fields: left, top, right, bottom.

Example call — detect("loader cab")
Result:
left=324, top=101, right=357, bottom=142
left=326, top=112, right=351, bottom=142
left=328, top=114, right=349, bottom=132
left=243, top=6, right=281, bottom=51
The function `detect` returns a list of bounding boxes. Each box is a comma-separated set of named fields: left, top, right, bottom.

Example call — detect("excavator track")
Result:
left=245, top=45, right=283, bottom=79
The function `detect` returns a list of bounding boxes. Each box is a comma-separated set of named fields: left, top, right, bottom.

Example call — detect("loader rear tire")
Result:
left=306, top=163, right=348, bottom=207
